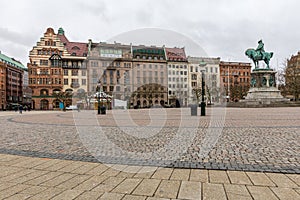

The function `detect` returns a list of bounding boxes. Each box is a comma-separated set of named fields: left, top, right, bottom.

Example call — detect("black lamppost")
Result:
left=96, top=81, right=101, bottom=115
left=199, top=60, right=206, bottom=116
left=200, top=70, right=206, bottom=116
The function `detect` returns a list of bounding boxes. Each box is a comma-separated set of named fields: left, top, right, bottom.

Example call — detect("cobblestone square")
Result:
left=0, top=107, right=299, bottom=173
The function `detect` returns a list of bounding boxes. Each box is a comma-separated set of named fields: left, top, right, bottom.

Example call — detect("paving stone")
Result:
left=270, top=187, right=300, bottom=200
left=146, top=198, right=169, bottom=200
left=170, top=168, right=190, bottom=181
left=224, top=184, right=252, bottom=200
left=134, top=166, right=157, bottom=178
left=0, top=165, right=23, bottom=177
left=55, top=174, right=92, bottom=189
left=0, top=184, right=30, bottom=199
left=100, top=167, right=122, bottom=177
left=27, top=187, right=65, bottom=200
left=286, top=174, right=300, bottom=187
left=24, top=171, right=63, bottom=185
left=51, top=189, right=84, bottom=200
left=92, top=177, right=125, bottom=193
left=227, top=170, right=252, bottom=185
left=246, top=172, right=276, bottom=186
left=45, top=160, right=73, bottom=171
left=266, top=173, right=298, bottom=188
left=178, top=181, right=201, bottom=200
left=19, top=185, right=48, bottom=195
left=74, top=191, right=103, bottom=200
left=152, top=168, right=174, bottom=180
left=189, top=169, right=209, bottom=182
left=32, top=159, right=63, bottom=170
left=203, top=183, right=227, bottom=200
left=123, top=194, right=147, bottom=200
left=40, top=173, right=77, bottom=187
left=85, top=164, right=109, bottom=175
left=4, top=193, right=32, bottom=200
left=10, top=169, right=49, bottom=184
left=209, top=170, right=230, bottom=184
left=57, top=161, right=86, bottom=173
left=112, top=178, right=142, bottom=194
left=0, top=168, right=36, bottom=182
left=132, top=178, right=161, bottom=196
left=71, top=163, right=99, bottom=174
left=98, top=192, right=124, bottom=200
left=11, top=157, right=48, bottom=169
left=155, top=180, right=180, bottom=199
left=247, top=185, right=279, bottom=200
left=73, top=175, right=108, bottom=191
left=0, top=182, right=18, bottom=192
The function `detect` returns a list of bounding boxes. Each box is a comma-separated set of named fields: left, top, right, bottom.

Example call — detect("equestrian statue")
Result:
left=245, top=40, right=273, bottom=69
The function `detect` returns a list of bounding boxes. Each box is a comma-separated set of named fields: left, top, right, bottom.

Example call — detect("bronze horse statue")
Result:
left=245, top=48, right=273, bottom=69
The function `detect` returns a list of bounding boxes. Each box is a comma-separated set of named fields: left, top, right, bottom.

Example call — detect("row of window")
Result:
left=136, top=64, right=165, bottom=69
left=63, top=79, right=86, bottom=86
left=221, top=71, right=250, bottom=76
left=190, top=66, right=219, bottom=73
left=63, top=69, right=86, bottom=76
left=137, top=71, right=164, bottom=77
left=168, top=84, right=188, bottom=89
left=29, top=69, right=62, bottom=75
left=168, top=77, right=188, bottom=82
left=29, top=78, right=61, bottom=85
left=222, top=77, right=250, bottom=83
left=168, top=65, right=188, bottom=69
left=136, top=78, right=165, bottom=85
left=135, top=55, right=164, bottom=60
left=168, top=70, right=188, bottom=76
left=168, top=91, right=188, bottom=96
left=37, top=50, right=62, bottom=56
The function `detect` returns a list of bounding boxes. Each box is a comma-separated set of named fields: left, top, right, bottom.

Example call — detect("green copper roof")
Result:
left=0, top=52, right=27, bottom=70
left=58, top=27, right=64, bottom=35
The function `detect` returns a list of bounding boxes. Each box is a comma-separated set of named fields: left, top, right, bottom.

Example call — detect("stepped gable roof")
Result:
left=165, top=47, right=187, bottom=61
left=57, top=28, right=88, bottom=57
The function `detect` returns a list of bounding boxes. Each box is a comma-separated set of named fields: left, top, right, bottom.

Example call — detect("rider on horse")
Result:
left=256, top=40, right=265, bottom=60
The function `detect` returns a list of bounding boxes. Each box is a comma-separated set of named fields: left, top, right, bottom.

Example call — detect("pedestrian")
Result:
left=24, top=105, right=27, bottom=112
left=19, top=105, right=23, bottom=114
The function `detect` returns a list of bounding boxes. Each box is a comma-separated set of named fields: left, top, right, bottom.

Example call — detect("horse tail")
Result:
left=270, top=52, right=273, bottom=58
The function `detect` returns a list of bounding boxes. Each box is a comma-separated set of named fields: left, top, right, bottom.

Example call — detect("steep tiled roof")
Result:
left=165, top=47, right=187, bottom=62
left=57, top=33, right=88, bottom=57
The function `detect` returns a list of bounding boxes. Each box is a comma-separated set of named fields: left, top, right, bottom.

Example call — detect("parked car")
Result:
left=66, top=105, right=78, bottom=110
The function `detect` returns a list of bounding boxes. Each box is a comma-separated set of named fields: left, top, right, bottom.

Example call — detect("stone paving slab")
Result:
left=0, top=154, right=299, bottom=199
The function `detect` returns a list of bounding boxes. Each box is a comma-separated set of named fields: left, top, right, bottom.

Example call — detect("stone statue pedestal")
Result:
left=240, top=69, right=289, bottom=105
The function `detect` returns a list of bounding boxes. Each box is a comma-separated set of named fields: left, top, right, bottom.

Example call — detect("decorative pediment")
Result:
left=49, top=54, right=62, bottom=60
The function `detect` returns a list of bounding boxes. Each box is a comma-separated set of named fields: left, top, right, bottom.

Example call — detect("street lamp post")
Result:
left=96, top=81, right=101, bottom=115
left=199, top=60, right=207, bottom=116
left=201, top=70, right=206, bottom=116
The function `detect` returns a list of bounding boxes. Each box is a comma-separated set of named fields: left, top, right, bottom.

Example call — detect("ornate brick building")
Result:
left=28, top=28, right=88, bottom=110
left=219, top=61, right=251, bottom=102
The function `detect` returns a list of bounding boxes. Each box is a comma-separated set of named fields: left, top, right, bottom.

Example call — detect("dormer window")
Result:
left=71, top=53, right=76, bottom=56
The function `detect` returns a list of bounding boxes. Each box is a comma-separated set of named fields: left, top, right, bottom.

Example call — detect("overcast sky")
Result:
left=1, top=0, right=299, bottom=69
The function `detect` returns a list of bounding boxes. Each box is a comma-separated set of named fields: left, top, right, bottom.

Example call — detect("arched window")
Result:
left=40, top=89, right=49, bottom=96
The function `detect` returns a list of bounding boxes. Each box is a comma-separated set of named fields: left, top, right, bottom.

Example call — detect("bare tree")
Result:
left=285, top=57, right=300, bottom=101
left=192, top=87, right=202, bottom=105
